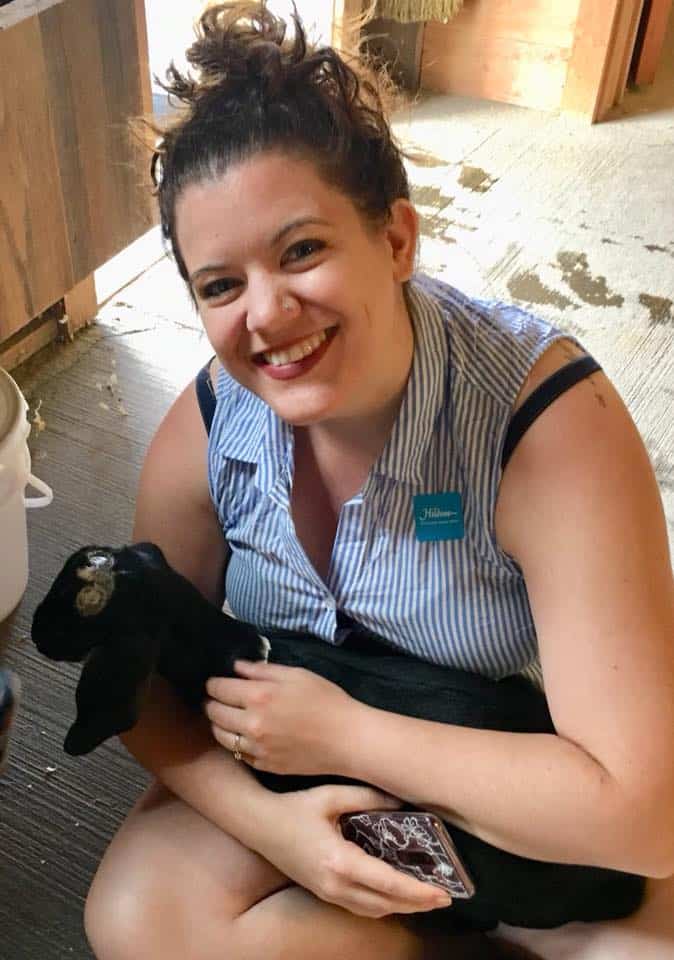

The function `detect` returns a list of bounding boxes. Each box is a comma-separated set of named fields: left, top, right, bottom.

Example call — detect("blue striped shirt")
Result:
left=207, top=275, right=579, bottom=686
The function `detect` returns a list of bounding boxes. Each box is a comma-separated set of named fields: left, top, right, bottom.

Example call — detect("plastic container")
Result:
left=0, top=367, right=53, bottom=621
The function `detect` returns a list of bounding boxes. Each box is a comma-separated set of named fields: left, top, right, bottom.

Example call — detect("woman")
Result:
left=84, top=3, right=674, bottom=958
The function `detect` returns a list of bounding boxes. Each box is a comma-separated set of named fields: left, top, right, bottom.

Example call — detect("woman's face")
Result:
left=175, top=151, right=417, bottom=429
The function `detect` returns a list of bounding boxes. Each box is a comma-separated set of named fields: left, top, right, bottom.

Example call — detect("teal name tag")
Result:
left=413, top=492, right=464, bottom=542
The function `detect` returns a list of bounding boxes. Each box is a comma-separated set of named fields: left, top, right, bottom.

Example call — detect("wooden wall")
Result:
left=634, top=0, right=673, bottom=83
left=0, top=0, right=156, bottom=344
left=421, top=0, right=645, bottom=120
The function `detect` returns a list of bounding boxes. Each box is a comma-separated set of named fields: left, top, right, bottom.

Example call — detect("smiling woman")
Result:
left=81, top=4, right=674, bottom=960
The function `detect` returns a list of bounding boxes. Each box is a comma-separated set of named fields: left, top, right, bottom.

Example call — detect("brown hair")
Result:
left=149, top=1, right=411, bottom=286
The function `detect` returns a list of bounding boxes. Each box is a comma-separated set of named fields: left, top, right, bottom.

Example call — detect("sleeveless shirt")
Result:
left=206, top=274, right=585, bottom=687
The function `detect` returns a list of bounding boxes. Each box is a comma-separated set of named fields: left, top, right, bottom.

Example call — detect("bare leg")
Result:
left=85, top=782, right=495, bottom=960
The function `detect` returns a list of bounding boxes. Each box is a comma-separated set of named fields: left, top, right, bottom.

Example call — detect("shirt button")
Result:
left=324, top=597, right=336, bottom=611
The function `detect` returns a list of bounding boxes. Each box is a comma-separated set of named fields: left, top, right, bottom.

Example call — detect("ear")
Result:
left=64, top=631, right=160, bottom=756
left=384, top=198, right=419, bottom=284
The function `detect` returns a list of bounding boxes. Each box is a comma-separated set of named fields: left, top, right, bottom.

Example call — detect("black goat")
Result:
left=32, top=542, right=645, bottom=932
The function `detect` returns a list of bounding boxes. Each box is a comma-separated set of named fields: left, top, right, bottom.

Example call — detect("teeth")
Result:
left=263, top=329, right=327, bottom=366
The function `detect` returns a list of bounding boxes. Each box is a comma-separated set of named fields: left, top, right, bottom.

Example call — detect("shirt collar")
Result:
left=373, top=277, right=449, bottom=484
left=213, top=384, right=291, bottom=495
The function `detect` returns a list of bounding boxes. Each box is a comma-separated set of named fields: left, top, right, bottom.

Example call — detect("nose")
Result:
left=245, top=277, right=298, bottom=336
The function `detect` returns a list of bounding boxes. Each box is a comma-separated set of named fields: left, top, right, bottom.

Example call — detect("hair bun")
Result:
left=178, top=2, right=297, bottom=101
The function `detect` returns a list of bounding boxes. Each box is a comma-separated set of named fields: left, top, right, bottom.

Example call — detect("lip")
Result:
left=255, top=327, right=337, bottom=381
left=252, top=327, right=335, bottom=363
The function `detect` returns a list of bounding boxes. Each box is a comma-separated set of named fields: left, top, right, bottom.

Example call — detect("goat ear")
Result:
left=64, top=631, right=160, bottom=756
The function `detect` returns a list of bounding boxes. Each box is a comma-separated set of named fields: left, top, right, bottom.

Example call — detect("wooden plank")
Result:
left=430, top=0, right=579, bottom=49
left=609, top=0, right=646, bottom=108
left=0, top=15, right=72, bottom=340
left=562, top=0, right=643, bottom=121
left=422, top=27, right=570, bottom=112
left=562, top=0, right=622, bottom=120
left=133, top=0, right=153, bottom=117
left=420, top=1, right=581, bottom=113
left=0, top=314, right=61, bottom=372
left=64, top=274, right=97, bottom=334
left=39, top=0, right=155, bottom=286
left=97, top=0, right=156, bottom=240
left=635, top=0, right=673, bottom=84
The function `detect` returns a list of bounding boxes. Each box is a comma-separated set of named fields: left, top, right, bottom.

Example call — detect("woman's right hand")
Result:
left=252, top=783, right=453, bottom=919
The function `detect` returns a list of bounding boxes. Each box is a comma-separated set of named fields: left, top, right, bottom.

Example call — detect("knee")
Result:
left=84, top=859, right=152, bottom=960
left=84, top=853, right=203, bottom=960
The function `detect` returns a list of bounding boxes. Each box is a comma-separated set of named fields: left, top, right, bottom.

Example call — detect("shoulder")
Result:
left=134, top=371, right=228, bottom=599
left=412, top=275, right=574, bottom=406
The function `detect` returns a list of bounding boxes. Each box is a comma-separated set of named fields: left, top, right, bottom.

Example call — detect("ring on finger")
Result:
left=233, top=732, right=243, bottom=761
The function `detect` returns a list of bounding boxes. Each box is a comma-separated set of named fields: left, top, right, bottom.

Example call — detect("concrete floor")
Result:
left=1, top=13, right=673, bottom=959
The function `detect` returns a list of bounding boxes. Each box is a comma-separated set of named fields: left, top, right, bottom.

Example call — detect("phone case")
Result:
left=340, top=810, right=475, bottom=899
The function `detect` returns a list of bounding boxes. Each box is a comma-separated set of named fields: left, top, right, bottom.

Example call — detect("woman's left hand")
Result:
left=204, top=661, right=358, bottom=775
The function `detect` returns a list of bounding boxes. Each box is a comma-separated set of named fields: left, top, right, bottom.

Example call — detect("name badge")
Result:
left=413, top=492, right=464, bottom=542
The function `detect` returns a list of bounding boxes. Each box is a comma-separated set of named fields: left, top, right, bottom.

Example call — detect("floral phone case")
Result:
left=340, top=810, right=475, bottom=899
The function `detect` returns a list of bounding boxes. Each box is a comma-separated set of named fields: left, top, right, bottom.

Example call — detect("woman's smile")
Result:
left=253, top=326, right=338, bottom=380
left=176, top=152, right=415, bottom=428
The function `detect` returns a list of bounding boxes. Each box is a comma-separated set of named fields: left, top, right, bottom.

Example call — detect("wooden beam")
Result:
left=562, top=0, right=643, bottom=121
left=635, top=0, right=673, bottom=84
left=601, top=0, right=645, bottom=112
left=63, top=274, right=98, bottom=336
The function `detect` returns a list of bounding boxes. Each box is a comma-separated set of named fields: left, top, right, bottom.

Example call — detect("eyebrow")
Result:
left=189, top=216, right=331, bottom=283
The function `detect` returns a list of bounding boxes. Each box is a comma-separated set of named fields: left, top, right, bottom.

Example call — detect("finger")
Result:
left=210, top=724, right=254, bottom=760
left=344, top=843, right=451, bottom=911
left=203, top=698, right=246, bottom=733
left=233, top=659, right=295, bottom=680
left=206, top=676, right=257, bottom=706
left=346, top=881, right=450, bottom=917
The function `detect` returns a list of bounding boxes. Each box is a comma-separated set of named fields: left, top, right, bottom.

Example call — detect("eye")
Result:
left=200, top=277, right=240, bottom=301
left=282, top=239, right=325, bottom=264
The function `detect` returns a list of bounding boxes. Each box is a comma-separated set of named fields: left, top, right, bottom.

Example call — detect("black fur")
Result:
left=32, top=542, right=646, bottom=931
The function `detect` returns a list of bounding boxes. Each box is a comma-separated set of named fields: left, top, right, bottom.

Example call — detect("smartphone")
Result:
left=340, top=809, right=475, bottom=899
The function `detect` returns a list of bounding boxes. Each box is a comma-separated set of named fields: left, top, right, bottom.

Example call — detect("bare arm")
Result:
left=120, top=374, right=274, bottom=850
left=122, top=372, right=449, bottom=918
left=332, top=342, right=674, bottom=878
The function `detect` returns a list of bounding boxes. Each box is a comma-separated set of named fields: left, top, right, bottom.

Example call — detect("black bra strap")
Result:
left=196, top=358, right=217, bottom=435
left=501, top=355, right=602, bottom=470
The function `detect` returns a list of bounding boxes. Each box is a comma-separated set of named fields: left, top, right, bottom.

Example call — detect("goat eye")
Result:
left=76, top=584, right=109, bottom=617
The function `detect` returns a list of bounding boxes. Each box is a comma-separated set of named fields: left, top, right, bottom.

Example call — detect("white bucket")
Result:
left=0, top=367, right=53, bottom=621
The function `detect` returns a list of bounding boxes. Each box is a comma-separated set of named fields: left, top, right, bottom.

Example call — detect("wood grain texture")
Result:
left=605, top=0, right=645, bottom=110
left=39, top=0, right=156, bottom=285
left=0, top=0, right=156, bottom=354
left=0, top=16, right=72, bottom=340
left=562, top=0, right=633, bottom=122
left=635, top=0, right=674, bottom=84
left=421, top=0, right=580, bottom=112
left=64, top=273, right=97, bottom=332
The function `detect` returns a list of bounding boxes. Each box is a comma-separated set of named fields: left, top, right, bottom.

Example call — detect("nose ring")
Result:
left=282, top=296, right=296, bottom=313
